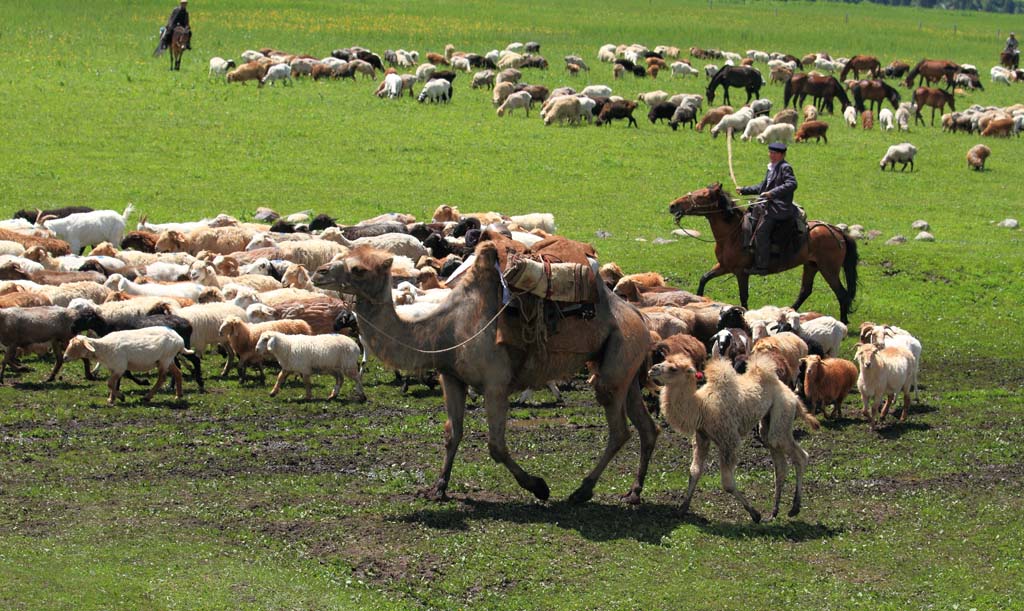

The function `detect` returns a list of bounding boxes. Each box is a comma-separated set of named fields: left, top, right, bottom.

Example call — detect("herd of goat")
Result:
left=207, top=41, right=1023, bottom=166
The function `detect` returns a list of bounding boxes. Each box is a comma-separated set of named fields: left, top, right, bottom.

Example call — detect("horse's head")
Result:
left=669, top=182, right=726, bottom=220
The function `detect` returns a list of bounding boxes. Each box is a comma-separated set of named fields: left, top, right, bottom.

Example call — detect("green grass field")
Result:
left=2, top=1, right=1023, bottom=609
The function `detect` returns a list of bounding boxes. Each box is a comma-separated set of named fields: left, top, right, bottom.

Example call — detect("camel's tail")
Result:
left=796, top=398, right=821, bottom=431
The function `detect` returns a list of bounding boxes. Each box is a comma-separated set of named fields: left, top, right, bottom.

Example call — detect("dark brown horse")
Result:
left=851, top=79, right=901, bottom=114
left=913, top=86, right=954, bottom=126
left=785, top=74, right=850, bottom=114
left=840, top=54, right=881, bottom=81
left=1001, top=50, right=1020, bottom=70
left=669, top=183, right=858, bottom=324
left=169, top=26, right=190, bottom=71
left=903, top=59, right=959, bottom=90
left=706, top=65, right=763, bottom=106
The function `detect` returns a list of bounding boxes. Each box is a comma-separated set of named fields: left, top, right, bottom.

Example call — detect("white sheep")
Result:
left=497, top=90, right=533, bottom=117
left=637, top=90, right=670, bottom=108
left=879, top=108, right=894, bottom=131
left=671, top=62, right=699, bottom=78
left=895, top=102, right=915, bottom=132
left=471, top=70, right=495, bottom=89
left=63, top=327, right=193, bottom=404
left=879, top=143, right=918, bottom=171
left=785, top=312, right=846, bottom=357
left=241, top=50, right=265, bottom=63
left=260, top=63, right=292, bottom=87
left=704, top=64, right=720, bottom=79
left=415, top=63, right=436, bottom=82
left=208, top=57, right=236, bottom=77
left=418, top=78, right=451, bottom=103
left=289, top=58, right=315, bottom=77
left=256, top=331, right=365, bottom=401
left=116, top=276, right=207, bottom=301
left=739, top=116, right=773, bottom=142
left=451, top=56, right=471, bottom=72
left=844, top=105, right=857, bottom=127
left=750, top=98, right=773, bottom=117
left=42, top=204, right=134, bottom=255
left=755, top=122, right=795, bottom=144
left=508, top=213, right=555, bottom=233
left=990, top=65, right=1013, bottom=85
left=381, top=72, right=403, bottom=98
left=711, top=107, right=754, bottom=139
left=862, top=323, right=923, bottom=402
left=580, top=84, right=612, bottom=98
left=542, top=96, right=581, bottom=126
left=854, top=343, right=916, bottom=427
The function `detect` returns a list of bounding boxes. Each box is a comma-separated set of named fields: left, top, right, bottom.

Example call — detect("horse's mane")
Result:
left=713, top=186, right=743, bottom=222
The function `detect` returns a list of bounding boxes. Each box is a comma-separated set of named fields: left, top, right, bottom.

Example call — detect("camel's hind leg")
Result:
left=484, top=387, right=551, bottom=501
left=568, top=378, right=631, bottom=504
left=426, top=374, right=469, bottom=501
left=719, top=447, right=761, bottom=523
left=786, top=440, right=810, bottom=517
left=680, top=431, right=710, bottom=515
left=620, top=377, right=659, bottom=505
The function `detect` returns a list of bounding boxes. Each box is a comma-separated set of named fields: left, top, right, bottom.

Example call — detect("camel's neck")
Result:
left=660, top=382, right=703, bottom=436
left=354, top=269, right=502, bottom=373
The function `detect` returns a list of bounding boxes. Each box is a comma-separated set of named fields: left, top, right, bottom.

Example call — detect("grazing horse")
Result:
left=1000, top=50, right=1020, bottom=70
left=839, top=55, right=882, bottom=81
left=851, top=79, right=901, bottom=114
left=903, top=59, right=959, bottom=90
left=789, top=74, right=850, bottom=114
left=706, top=65, right=763, bottom=106
left=913, top=86, right=954, bottom=126
left=169, top=26, right=190, bottom=71
left=668, top=183, right=858, bottom=324
left=884, top=61, right=910, bottom=79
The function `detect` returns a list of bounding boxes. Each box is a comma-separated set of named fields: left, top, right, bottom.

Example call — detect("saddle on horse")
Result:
left=741, top=203, right=809, bottom=266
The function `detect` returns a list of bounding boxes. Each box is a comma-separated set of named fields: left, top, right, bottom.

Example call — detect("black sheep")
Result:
left=308, top=214, right=337, bottom=232
left=14, top=206, right=94, bottom=224
left=356, top=50, right=384, bottom=72
left=647, top=101, right=679, bottom=124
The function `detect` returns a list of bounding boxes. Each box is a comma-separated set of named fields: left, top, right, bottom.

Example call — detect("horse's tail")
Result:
left=851, top=84, right=864, bottom=112
left=842, top=231, right=859, bottom=308
left=783, top=76, right=793, bottom=107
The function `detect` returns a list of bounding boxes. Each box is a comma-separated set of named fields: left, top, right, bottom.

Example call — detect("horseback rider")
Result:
left=155, top=0, right=191, bottom=55
left=1006, top=32, right=1019, bottom=57
left=736, top=142, right=798, bottom=275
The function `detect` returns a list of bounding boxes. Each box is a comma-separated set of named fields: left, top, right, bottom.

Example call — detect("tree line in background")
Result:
left=824, top=0, right=1019, bottom=14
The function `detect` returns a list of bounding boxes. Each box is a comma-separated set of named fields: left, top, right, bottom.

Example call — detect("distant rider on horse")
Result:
left=1006, top=32, right=1019, bottom=57
left=154, top=0, right=191, bottom=56
left=736, top=142, right=798, bottom=275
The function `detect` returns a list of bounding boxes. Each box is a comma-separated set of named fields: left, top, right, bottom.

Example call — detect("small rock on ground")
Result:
left=912, top=220, right=930, bottom=230
left=914, top=231, right=935, bottom=241
left=886, top=235, right=907, bottom=245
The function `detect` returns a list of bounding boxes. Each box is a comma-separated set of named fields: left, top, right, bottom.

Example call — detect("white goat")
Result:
left=879, top=143, right=918, bottom=171
left=209, top=57, right=236, bottom=77
left=711, top=107, right=754, bottom=138
left=260, top=64, right=292, bottom=87
left=855, top=343, right=916, bottom=427
left=879, top=108, right=894, bottom=131
left=42, top=204, right=134, bottom=254
left=785, top=312, right=846, bottom=357
left=756, top=123, right=795, bottom=144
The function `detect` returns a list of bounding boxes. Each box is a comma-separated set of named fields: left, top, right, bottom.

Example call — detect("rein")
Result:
left=355, top=298, right=512, bottom=355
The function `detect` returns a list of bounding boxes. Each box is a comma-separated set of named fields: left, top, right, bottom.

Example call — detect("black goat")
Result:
left=14, top=206, right=93, bottom=224
left=648, top=101, right=678, bottom=124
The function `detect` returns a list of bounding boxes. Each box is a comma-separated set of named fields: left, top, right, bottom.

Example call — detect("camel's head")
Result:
left=648, top=354, right=702, bottom=387
left=669, top=182, right=727, bottom=220
left=312, top=246, right=393, bottom=300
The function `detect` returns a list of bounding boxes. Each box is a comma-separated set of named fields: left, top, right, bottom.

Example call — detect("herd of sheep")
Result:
left=204, top=40, right=1022, bottom=173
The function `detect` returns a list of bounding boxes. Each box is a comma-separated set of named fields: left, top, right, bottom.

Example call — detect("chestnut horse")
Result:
left=1000, top=50, right=1020, bottom=70
left=851, top=79, right=901, bottom=114
left=913, top=86, right=954, bottom=126
left=169, top=26, right=190, bottom=71
left=669, top=183, right=858, bottom=324
left=903, top=59, right=959, bottom=89
left=706, top=65, right=763, bottom=106
left=839, top=54, right=881, bottom=81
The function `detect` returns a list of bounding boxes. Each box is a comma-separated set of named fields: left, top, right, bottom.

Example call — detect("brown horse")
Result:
left=169, top=26, right=190, bottom=71
left=669, top=183, right=858, bottom=324
left=839, top=54, right=881, bottom=81
left=913, top=86, right=955, bottom=126
left=851, top=79, right=901, bottom=114
left=793, top=74, right=850, bottom=114
left=903, top=59, right=959, bottom=89
left=1001, top=50, right=1020, bottom=70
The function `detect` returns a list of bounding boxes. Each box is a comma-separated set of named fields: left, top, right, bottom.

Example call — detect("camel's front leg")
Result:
left=569, top=380, right=631, bottom=504
left=485, top=387, right=550, bottom=501
left=426, top=374, right=468, bottom=501
left=696, top=263, right=728, bottom=296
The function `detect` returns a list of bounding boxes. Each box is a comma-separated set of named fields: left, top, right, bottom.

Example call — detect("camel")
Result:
left=311, top=243, right=658, bottom=504
left=649, top=352, right=819, bottom=522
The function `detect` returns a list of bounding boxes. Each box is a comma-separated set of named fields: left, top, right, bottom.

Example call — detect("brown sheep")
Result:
left=156, top=226, right=256, bottom=256
left=566, top=63, right=581, bottom=76
left=696, top=105, right=734, bottom=132
left=861, top=110, right=873, bottom=130
left=751, top=331, right=809, bottom=387
left=218, top=316, right=312, bottom=381
left=226, top=61, right=268, bottom=84
left=613, top=272, right=664, bottom=293
left=966, top=144, right=991, bottom=171
left=647, top=65, right=660, bottom=79
left=801, top=355, right=859, bottom=418
left=426, top=52, right=449, bottom=66
left=121, top=231, right=158, bottom=252
left=981, top=117, right=1014, bottom=137
left=795, top=120, right=829, bottom=143
left=0, top=227, right=71, bottom=256
left=646, top=57, right=667, bottom=69
left=0, top=286, right=53, bottom=308
left=598, top=262, right=624, bottom=288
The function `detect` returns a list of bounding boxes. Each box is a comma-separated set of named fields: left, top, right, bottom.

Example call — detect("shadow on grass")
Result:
left=396, top=497, right=843, bottom=544
left=876, top=419, right=930, bottom=439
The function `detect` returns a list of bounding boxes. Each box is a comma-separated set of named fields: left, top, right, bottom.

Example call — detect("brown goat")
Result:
left=966, top=144, right=991, bottom=170
left=218, top=316, right=312, bottom=381
left=696, top=105, right=734, bottom=132
left=981, top=117, right=1014, bottom=137
left=861, top=110, right=873, bottom=130
left=802, top=355, right=859, bottom=418
left=226, top=61, right=268, bottom=84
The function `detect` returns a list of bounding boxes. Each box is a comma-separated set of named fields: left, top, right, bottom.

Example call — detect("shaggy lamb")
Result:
left=801, top=355, right=859, bottom=418
left=256, top=331, right=365, bottom=401
left=879, top=143, right=918, bottom=171
left=966, top=144, right=991, bottom=170
left=854, top=343, right=916, bottom=427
